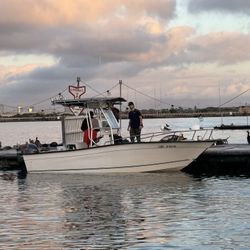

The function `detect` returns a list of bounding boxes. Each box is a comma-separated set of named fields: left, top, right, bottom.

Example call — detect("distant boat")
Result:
left=214, top=124, right=250, bottom=130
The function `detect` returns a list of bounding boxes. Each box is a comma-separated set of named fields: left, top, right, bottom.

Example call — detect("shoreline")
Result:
left=0, top=112, right=249, bottom=122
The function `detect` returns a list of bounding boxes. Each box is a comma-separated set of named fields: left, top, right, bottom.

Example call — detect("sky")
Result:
left=0, top=0, right=250, bottom=112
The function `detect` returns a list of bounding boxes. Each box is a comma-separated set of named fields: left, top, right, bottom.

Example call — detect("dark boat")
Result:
left=214, top=124, right=250, bottom=130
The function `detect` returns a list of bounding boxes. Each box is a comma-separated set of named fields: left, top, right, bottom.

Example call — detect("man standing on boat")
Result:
left=127, top=102, right=143, bottom=143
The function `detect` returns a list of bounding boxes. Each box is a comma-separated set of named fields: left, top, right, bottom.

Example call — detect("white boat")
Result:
left=23, top=96, right=215, bottom=174
left=24, top=141, right=213, bottom=173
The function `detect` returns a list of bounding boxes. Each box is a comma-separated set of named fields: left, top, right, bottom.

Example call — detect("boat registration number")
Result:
left=158, top=145, right=176, bottom=148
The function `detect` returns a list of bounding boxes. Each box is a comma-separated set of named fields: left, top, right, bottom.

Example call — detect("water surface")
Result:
left=0, top=173, right=249, bottom=249
left=0, top=116, right=250, bottom=146
left=0, top=117, right=250, bottom=249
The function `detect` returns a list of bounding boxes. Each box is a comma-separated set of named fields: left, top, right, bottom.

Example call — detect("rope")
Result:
left=219, top=88, right=250, bottom=107
left=122, top=82, right=174, bottom=107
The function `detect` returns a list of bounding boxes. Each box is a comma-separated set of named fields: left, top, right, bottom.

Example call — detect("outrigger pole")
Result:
left=119, top=80, right=122, bottom=133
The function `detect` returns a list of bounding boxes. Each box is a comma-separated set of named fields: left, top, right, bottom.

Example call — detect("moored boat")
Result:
left=23, top=139, right=213, bottom=173
left=214, top=124, right=250, bottom=130
left=22, top=79, right=216, bottom=174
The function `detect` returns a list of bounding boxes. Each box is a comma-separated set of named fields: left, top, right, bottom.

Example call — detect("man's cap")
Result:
left=128, top=102, right=134, bottom=106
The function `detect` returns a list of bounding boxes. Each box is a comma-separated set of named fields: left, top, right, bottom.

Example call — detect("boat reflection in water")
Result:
left=1, top=162, right=250, bottom=248
left=45, top=173, right=194, bottom=249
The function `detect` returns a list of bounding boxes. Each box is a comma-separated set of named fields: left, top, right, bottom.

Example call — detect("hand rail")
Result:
left=115, top=128, right=216, bottom=143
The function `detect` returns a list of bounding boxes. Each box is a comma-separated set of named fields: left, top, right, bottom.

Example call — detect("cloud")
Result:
left=0, top=64, right=38, bottom=85
left=0, top=0, right=250, bottom=109
left=183, top=32, right=250, bottom=65
left=0, top=0, right=176, bottom=29
left=0, top=0, right=176, bottom=53
left=2, top=27, right=250, bottom=108
left=188, top=0, right=250, bottom=14
left=0, top=0, right=177, bottom=107
left=123, top=0, right=176, bottom=20
left=0, top=0, right=177, bottom=66
left=0, top=0, right=116, bottom=26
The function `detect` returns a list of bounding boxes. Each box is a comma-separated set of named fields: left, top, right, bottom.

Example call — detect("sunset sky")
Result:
left=0, top=0, right=250, bottom=111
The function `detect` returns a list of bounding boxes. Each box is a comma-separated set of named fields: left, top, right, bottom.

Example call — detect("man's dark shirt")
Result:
left=128, top=109, right=142, bottom=129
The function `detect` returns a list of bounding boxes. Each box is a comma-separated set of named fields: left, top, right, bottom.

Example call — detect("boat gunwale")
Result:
left=22, top=140, right=215, bottom=157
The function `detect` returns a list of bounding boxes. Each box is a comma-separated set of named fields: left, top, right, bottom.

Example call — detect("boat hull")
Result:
left=23, top=141, right=213, bottom=173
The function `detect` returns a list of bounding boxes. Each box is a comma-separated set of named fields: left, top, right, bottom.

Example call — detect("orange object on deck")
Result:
left=83, top=129, right=97, bottom=147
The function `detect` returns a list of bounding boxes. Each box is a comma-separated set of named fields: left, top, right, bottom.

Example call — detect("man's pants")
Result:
left=130, top=128, right=141, bottom=143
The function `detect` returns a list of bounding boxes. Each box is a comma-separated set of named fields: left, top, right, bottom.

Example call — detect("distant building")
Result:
left=17, top=106, right=23, bottom=114
left=28, top=106, right=34, bottom=113
left=239, top=106, right=250, bottom=114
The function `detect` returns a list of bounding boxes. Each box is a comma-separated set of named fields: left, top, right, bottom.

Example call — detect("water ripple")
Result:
left=0, top=173, right=250, bottom=249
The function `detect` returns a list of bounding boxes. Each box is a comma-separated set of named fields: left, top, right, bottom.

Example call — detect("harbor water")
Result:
left=0, top=116, right=250, bottom=147
left=1, top=173, right=250, bottom=249
left=0, top=117, right=250, bottom=249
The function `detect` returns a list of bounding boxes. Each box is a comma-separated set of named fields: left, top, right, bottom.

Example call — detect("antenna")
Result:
left=77, top=76, right=81, bottom=87
left=119, top=80, right=122, bottom=133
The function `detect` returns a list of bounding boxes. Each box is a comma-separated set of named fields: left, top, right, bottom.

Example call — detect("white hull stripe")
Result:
left=29, top=159, right=189, bottom=173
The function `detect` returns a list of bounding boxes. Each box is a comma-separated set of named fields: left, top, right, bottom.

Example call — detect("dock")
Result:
left=0, top=149, right=23, bottom=171
left=183, top=144, right=250, bottom=176
left=1, top=144, right=250, bottom=176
